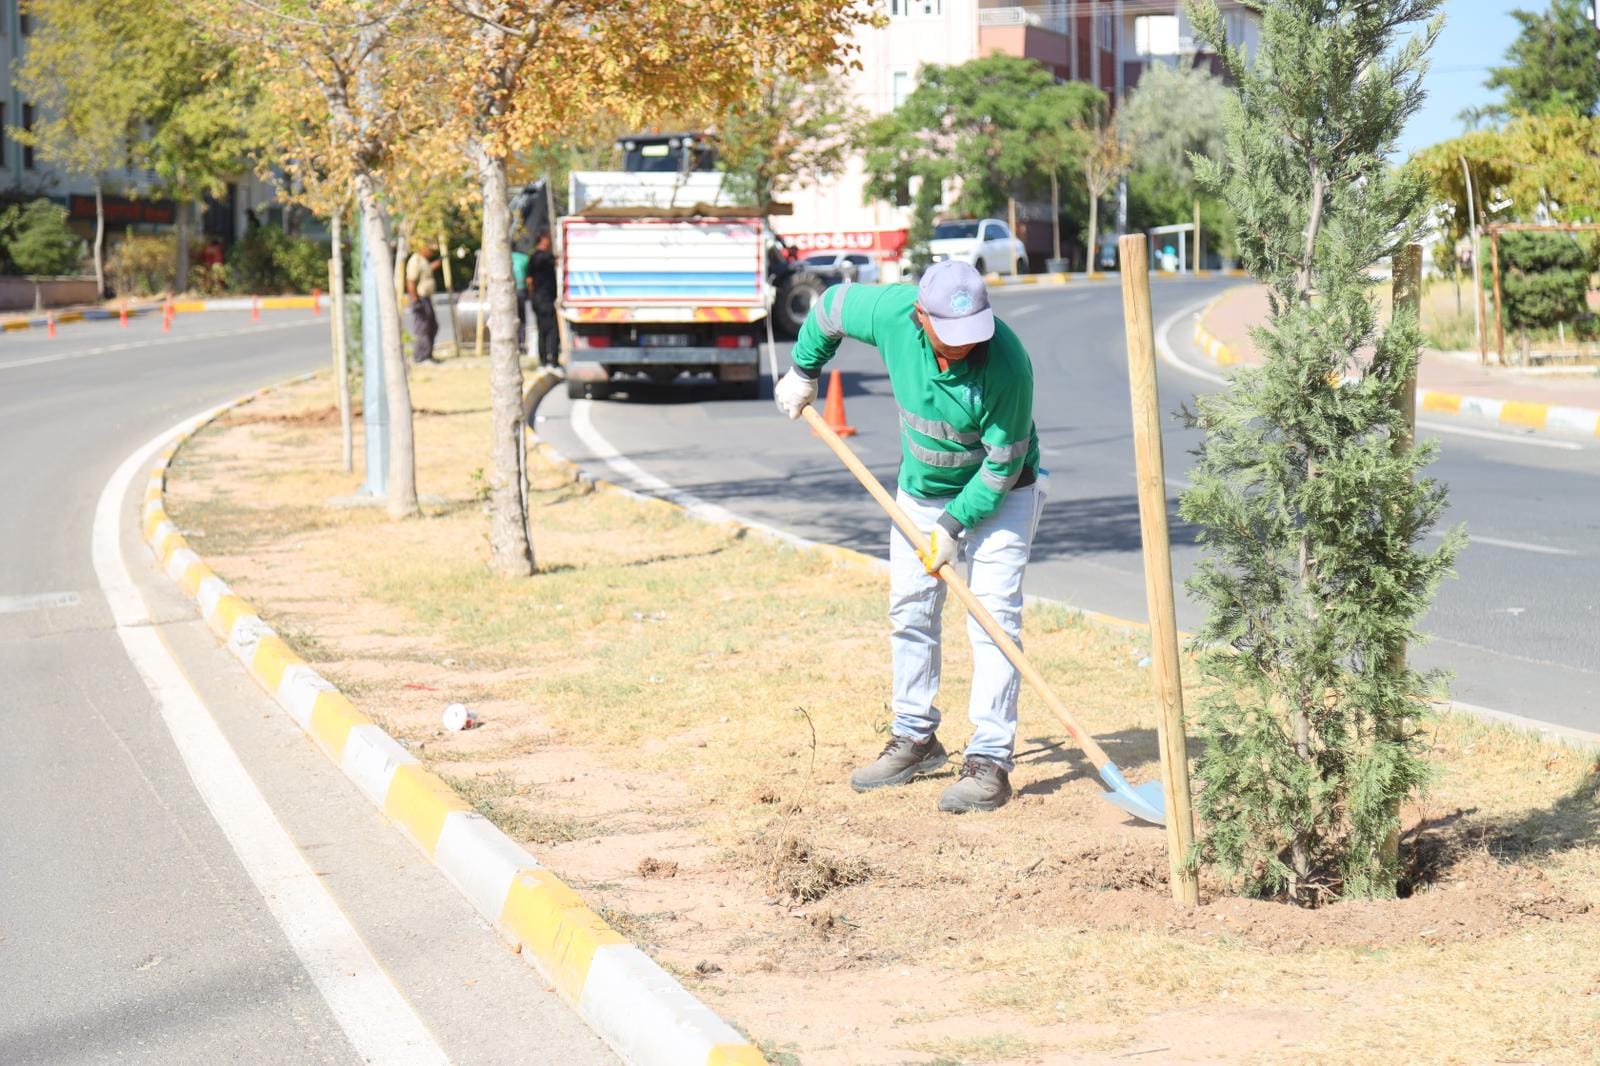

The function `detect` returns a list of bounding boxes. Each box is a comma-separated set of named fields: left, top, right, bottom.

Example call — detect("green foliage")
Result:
left=108, top=234, right=178, bottom=295
left=1121, top=59, right=1231, bottom=188
left=863, top=55, right=1088, bottom=218
left=0, top=199, right=83, bottom=276
left=904, top=177, right=940, bottom=276
left=1487, top=0, right=1600, bottom=118
left=1125, top=165, right=1236, bottom=259
left=717, top=63, right=864, bottom=209
left=1181, top=0, right=1463, bottom=903
left=229, top=226, right=331, bottom=294
left=1499, top=231, right=1598, bottom=329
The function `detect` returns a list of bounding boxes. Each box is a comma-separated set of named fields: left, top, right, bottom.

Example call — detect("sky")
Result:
left=1396, top=0, right=1541, bottom=157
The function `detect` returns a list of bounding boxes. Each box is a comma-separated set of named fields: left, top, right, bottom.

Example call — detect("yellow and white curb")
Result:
left=1193, top=296, right=1600, bottom=439
left=143, top=385, right=765, bottom=1066
left=169, top=295, right=328, bottom=314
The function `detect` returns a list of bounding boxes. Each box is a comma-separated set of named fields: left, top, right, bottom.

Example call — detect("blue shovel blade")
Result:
left=1097, top=764, right=1167, bottom=826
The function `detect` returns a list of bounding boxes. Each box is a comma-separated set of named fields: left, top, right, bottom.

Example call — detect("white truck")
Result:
left=561, top=138, right=769, bottom=401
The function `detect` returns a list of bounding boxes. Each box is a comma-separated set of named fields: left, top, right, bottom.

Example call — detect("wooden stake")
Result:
left=1007, top=197, right=1019, bottom=276
left=1381, top=243, right=1423, bottom=879
left=330, top=213, right=352, bottom=474
left=1116, top=234, right=1199, bottom=908
left=437, top=230, right=460, bottom=357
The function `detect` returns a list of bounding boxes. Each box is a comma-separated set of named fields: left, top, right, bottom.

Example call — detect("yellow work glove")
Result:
left=917, top=525, right=959, bottom=575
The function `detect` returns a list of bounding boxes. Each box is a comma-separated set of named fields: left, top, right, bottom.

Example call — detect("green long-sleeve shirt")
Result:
left=791, top=282, right=1040, bottom=532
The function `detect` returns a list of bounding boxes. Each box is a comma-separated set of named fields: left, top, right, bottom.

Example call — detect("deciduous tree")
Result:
left=195, top=0, right=430, bottom=520
left=431, top=0, right=870, bottom=577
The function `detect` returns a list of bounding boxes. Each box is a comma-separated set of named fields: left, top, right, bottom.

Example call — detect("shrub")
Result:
left=108, top=234, right=177, bottom=295
left=1500, top=231, right=1597, bottom=331
left=1, top=199, right=84, bottom=276
left=229, top=226, right=330, bottom=294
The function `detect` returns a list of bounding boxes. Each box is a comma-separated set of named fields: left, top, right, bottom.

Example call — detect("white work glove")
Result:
left=773, top=367, right=818, bottom=420
left=918, top=522, right=960, bottom=575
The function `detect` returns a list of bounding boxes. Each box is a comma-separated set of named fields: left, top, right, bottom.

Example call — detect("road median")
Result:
left=154, top=365, right=1600, bottom=1064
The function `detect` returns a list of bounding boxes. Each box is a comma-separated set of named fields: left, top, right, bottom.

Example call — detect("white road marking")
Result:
left=1429, top=530, right=1579, bottom=557
left=0, top=590, right=80, bottom=614
left=1415, top=419, right=1584, bottom=451
left=570, top=398, right=822, bottom=551
left=1008, top=303, right=1042, bottom=317
left=93, top=416, right=450, bottom=1066
left=1155, top=307, right=1589, bottom=452
left=0, top=319, right=318, bottom=373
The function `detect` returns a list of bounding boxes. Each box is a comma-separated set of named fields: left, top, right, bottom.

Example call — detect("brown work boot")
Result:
left=937, top=756, right=1013, bottom=813
left=849, top=734, right=948, bottom=792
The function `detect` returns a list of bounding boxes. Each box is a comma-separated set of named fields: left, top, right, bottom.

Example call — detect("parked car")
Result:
left=798, top=251, right=880, bottom=285
left=927, top=218, right=1029, bottom=276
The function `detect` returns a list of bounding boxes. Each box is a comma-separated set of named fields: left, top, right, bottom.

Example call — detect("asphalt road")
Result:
left=0, top=310, right=612, bottom=1064
left=535, top=276, right=1600, bottom=737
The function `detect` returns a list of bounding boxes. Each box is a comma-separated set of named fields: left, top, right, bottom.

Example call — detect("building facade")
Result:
left=774, top=0, right=1261, bottom=274
left=0, top=0, right=275, bottom=253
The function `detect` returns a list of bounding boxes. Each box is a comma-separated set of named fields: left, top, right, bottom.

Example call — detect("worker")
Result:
left=773, top=261, right=1044, bottom=813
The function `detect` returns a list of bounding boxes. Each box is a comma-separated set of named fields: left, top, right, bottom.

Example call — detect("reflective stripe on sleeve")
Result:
left=815, top=281, right=851, bottom=340
left=983, top=439, right=1031, bottom=464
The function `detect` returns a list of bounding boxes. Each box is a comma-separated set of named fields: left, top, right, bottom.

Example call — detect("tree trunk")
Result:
left=472, top=143, right=534, bottom=576
left=1051, top=171, right=1060, bottom=263
left=175, top=199, right=190, bottom=294
left=1085, top=193, right=1100, bottom=277
left=93, top=182, right=106, bottom=298
left=354, top=173, right=418, bottom=519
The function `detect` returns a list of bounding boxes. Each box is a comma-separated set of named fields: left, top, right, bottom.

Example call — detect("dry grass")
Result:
left=163, top=363, right=1600, bottom=1065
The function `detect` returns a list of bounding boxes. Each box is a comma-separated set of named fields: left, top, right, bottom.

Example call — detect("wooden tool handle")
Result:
left=800, top=404, right=1112, bottom=770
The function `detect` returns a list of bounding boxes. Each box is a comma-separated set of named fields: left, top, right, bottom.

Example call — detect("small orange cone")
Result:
left=162, top=300, right=172, bottom=333
left=119, top=301, right=128, bottom=327
left=311, top=288, right=321, bottom=315
left=813, top=368, right=857, bottom=438
left=251, top=296, right=260, bottom=322
left=46, top=312, right=56, bottom=338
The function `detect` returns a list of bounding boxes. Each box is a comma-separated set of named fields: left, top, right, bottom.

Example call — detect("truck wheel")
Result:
left=718, top=379, right=760, bottom=401
left=567, top=378, right=609, bottom=401
left=973, top=257, right=986, bottom=275
left=774, top=273, right=827, bottom=338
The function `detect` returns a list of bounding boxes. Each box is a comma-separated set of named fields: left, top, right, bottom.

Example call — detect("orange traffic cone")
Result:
left=162, top=300, right=172, bottom=333
left=813, top=368, right=857, bottom=438
left=119, top=301, right=128, bottom=328
left=311, top=288, right=321, bottom=315
left=251, top=296, right=260, bottom=322
left=46, top=312, right=56, bottom=338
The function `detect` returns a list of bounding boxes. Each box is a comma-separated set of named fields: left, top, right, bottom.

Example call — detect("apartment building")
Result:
left=0, top=0, right=274, bottom=251
left=774, top=0, right=1261, bottom=274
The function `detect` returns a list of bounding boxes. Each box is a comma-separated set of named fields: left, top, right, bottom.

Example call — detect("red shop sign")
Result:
left=784, top=229, right=909, bottom=257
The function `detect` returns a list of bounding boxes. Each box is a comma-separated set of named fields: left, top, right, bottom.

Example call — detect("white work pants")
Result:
left=887, top=480, right=1046, bottom=770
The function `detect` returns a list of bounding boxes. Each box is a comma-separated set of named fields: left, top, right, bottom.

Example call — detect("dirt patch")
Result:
left=164, top=367, right=1600, bottom=1064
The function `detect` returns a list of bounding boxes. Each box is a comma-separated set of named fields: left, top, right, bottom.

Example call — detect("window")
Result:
left=987, top=222, right=1012, bottom=240
left=846, top=255, right=871, bottom=266
left=891, top=70, right=912, bottom=108
left=1134, top=15, right=1180, bottom=56
left=22, top=104, right=34, bottom=170
left=890, top=0, right=940, bottom=16
left=933, top=221, right=980, bottom=240
left=1100, top=13, right=1114, bottom=50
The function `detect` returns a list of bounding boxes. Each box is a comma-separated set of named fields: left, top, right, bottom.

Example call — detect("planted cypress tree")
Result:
left=1181, top=0, right=1465, bottom=904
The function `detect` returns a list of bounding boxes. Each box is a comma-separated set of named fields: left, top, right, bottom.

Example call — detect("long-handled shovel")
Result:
left=801, top=404, right=1166, bottom=826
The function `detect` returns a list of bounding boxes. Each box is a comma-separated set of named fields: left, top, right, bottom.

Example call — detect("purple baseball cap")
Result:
left=917, top=260, right=994, bottom=346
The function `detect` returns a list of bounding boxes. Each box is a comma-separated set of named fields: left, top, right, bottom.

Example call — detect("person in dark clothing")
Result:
left=528, top=232, right=560, bottom=368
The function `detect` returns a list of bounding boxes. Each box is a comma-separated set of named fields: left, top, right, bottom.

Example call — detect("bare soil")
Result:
left=163, top=364, right=1600, bottom=1065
